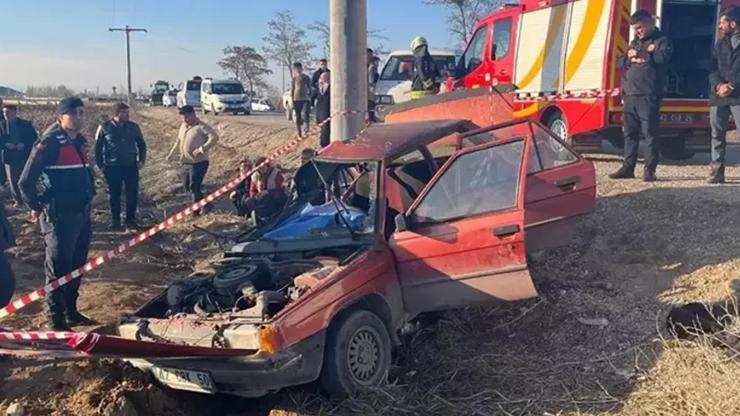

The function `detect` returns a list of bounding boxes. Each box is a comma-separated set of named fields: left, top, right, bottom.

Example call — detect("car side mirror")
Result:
left=395, top=213, right=410, bottom=232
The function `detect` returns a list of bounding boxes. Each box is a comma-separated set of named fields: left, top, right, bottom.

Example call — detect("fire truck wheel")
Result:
left=321, top=309, right=392, bottom=397
left=546, top=112, right=571, bottom=146
left=660, top=138, right=695, bottom=161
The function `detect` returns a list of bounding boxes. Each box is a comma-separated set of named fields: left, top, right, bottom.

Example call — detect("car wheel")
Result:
left=320, top=309, right=391, bottom=397
left=546, top=111, right=572, bottom=146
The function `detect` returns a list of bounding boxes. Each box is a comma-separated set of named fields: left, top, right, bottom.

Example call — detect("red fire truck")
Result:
left=449, top=0, right=739, bottom=158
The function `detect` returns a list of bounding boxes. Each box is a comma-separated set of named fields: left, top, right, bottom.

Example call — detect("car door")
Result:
left=459, top=24, right=492, bottom=90
left=522, top=122, right=596, bottom=252
left=389, top=137, right=536, bottom=315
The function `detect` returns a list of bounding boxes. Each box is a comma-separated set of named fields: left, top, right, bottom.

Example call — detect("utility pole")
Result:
left=330, top=0, right=367, bottom=143
left=109, top=25, right=148, bottom=105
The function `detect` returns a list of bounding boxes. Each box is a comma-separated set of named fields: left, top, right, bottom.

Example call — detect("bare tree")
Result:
left=424, top=0, right=501, bottom=46
left=218, top=46, right=272, bottom=95
left=263, top=10, right=315, bottom=73
left=308, top=20, right=389, bottom=59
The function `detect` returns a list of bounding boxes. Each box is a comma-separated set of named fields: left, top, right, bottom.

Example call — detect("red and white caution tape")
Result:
left=0, top=109, right=366, bottom=320
left=0, top=331, right=82, bottom=341
left=515, top=88, right=622, bottom=102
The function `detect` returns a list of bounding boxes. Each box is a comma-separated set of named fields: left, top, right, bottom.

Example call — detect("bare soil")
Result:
left=2, top=106, right=740, bottom=415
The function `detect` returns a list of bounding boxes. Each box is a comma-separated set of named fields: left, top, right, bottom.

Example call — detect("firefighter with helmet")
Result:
left=409, top=36, right=441, bottom=100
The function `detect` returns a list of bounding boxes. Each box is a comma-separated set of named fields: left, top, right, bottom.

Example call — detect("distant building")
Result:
left=0, top=86, right=23, bottom=98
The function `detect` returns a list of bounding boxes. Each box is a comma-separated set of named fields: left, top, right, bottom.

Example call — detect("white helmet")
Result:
left=410, top=36, right=428, bottom=50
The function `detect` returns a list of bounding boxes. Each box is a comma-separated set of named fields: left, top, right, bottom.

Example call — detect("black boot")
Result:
left=609, top=166, right=635, bottom=179
left=708, top=165, right=725, bottom=184
left=66, top=310, right=98, bottom=327
left=49, top=315, right=72, bottom=332
left=643, top=169, right=657, bottom=182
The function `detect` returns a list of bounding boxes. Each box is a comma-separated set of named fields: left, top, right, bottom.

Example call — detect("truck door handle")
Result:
left=554, top=176, right=579, bottom=189
left=493, top=224, right=520, bottom=237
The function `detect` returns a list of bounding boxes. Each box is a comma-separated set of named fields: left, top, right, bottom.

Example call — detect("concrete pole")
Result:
left=330, top=0, right=367, bottom=142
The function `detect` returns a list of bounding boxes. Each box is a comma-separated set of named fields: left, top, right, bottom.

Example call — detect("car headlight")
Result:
left=376, top=95, right=394, bottom=105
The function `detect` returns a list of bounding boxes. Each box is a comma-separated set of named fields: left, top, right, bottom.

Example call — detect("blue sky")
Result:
left=0, top=0, right=458, bottom=94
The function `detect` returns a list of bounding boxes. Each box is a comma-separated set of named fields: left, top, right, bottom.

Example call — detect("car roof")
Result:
left=317, top=119, right=478, bottom=162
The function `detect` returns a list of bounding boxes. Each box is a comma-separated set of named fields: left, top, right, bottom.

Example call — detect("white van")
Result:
left=201, top=79, right=251, bottom=116
left=374, top=49, right=457, bottom=106
left=176, top=78, right=202, bottom=108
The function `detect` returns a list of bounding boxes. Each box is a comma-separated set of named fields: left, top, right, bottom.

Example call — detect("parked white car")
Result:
left=162, top=90, right=178, bottom=107
left=374, top=49, right=457, bottom=106
left=251, top=98, right=275, bottom=112
left=201, top=79, right=251, bottom=116
left=176, top=78, right=202, bottom=108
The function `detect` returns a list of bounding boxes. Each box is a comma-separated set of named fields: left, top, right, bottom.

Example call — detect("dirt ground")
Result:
left=2, top=105, right=740, bottom=415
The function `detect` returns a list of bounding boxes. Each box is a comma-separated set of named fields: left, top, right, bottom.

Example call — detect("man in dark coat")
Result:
left=315, top=71, right=331, bottom=147
left=95, top=102, right=147, bottom=230
left=609, top=10, right=673, bottom=182
left=707, top=6, right=740, bottom=184
left=0, top=196, right=15, bottom=308
left=1, top=103, right=38, bottom=207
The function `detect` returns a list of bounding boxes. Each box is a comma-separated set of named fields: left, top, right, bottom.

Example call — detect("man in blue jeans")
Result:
left=708, top=6, right=740, bottom=184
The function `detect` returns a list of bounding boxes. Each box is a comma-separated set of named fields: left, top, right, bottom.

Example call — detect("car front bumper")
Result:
left=214, top=102, right=250, bottom=112
left=126, top=330, right=325, bottom=397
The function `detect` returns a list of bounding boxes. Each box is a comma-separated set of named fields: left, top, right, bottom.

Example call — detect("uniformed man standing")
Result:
left=19, top=97, right=97, bottom=331
left=409, top=36, right=442, bottom=100
left=95, top=102, right=147, bottom=231
left=610, top=10, right=673, bottom=182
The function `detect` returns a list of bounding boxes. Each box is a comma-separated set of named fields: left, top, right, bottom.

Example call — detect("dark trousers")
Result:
left=319, top=119, right=331, bottom=147
left=294, top=100, right=309, bottom=134
left=4, top=161, right=25, bottom=205
left=41, top=206, right=91, bottom=323
left=622, top=95, right=661, bottom=173
left=182, top=161, right=209, bottom=203
left=0, top=251, right=14, bottom=308
left=103, top=165, right=139, bottom=226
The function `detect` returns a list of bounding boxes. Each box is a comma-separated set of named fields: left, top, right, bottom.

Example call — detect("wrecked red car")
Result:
left=79, top=119, right=595, bottom=397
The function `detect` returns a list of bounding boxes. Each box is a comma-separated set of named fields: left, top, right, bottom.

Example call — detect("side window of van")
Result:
left=491, top=18, right=513, bottom=60
left=458, top=27, right=488, bottom=75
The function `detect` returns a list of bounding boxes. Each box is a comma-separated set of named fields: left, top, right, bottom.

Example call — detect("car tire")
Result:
left=546, top=111, right=572, bottom=146
left=320, top=309, right=391, bottom=398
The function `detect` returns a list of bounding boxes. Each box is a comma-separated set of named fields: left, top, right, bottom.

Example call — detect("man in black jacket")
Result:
left=95, top=102, right=147, bottom=230
left=19, top=97, right=97, bottom=331
left=610, top=10, right=673, bottom=182
left=1, top=103, right=38, bottom=207
left=410, top=36, right=441, bottom=99
left=311, top=59, right=329, bottom=105
left=0, top=195, right=15, bottom=308
left=707, top=6, right=740, bottom=184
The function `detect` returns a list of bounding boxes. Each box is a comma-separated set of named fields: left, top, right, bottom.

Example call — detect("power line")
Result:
left=109, top=25, right=148, bottom=104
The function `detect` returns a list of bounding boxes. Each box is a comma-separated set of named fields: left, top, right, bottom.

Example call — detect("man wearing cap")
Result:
left=95, top=102, right=147, bottom=231
left=166, top=105, right=219, bottom=213
left=1, top=103, right=38, bottom=207
left=19, top=97, right=97, bottom=331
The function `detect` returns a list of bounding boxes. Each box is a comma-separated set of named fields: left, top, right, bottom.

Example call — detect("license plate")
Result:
left=661, top=113, right=694, bottom=123
left=152, top=366, right=215, bottom=394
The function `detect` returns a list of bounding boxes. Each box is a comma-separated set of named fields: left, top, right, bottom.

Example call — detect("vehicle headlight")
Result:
left=376, top=95, right=394, bottom=105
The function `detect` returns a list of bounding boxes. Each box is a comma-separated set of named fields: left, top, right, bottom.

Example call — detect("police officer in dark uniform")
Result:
left=0, top=195, right=15, bottom=308
left=19, top=97, right=97, bottom=331
left=610, top=10, right=673, bottom=182
left=410, top=36, right=441, bottom=100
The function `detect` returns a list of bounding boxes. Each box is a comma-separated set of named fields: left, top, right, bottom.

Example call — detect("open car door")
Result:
left=459, top=121, right=596, bottom=253
left=389, top=136, right=535, bottom=315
